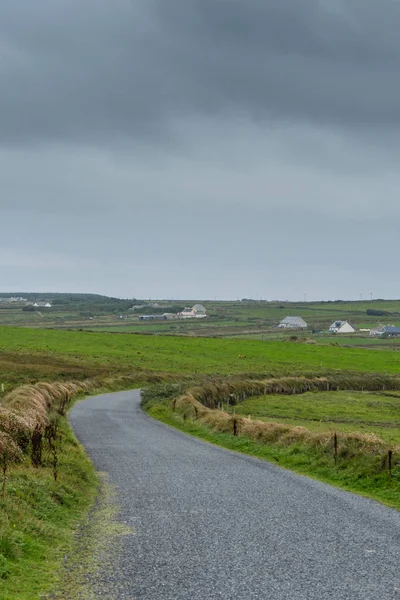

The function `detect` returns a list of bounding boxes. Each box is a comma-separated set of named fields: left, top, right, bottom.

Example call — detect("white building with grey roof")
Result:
left=278, top=316, right=307, bottom=329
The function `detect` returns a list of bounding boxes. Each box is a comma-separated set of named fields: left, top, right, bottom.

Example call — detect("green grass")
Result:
left=0, top=417, right=98, bottom=600
left=3, top=327, right=400, bottom=376
left=145, top=398, right=400, bottom=510
left=231, top=391, right=400, bottom=445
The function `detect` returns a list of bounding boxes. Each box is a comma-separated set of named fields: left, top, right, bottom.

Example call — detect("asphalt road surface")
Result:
left=69, top=390, right=400, bottom=599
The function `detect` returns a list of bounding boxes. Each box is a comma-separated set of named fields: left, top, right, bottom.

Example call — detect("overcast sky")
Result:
left=1, top=0, right=400, bottom=300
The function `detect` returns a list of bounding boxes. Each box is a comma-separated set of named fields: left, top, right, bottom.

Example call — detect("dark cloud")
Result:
left=2, top=0, right=400, bottom=145
left=1, top=1, right=400, bottom=299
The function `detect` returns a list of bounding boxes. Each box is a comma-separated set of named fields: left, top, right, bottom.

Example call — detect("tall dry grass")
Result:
left=0, top=370, right=188, bottom=492
left=172, top=374, right=400, bottom=461
left=189, top=373, right=400, bottom=408
left=0, top=380, right=94, bottom=478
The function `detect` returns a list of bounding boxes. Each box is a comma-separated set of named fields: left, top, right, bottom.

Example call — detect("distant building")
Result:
left=328, top=320, right=355, bottom=334
left=33, top=302, right=52, bottom=308
left=370, top=326, right=385, bottom=337
left=139, top=314, right=167, bottom=321
left=0, top=297, right=27, bottom=303
left=278, top=316, right=307, bottom=329
left=371, top=325, right=400, bottom=337
left=179, top=308, right=196, bottom=318
left=192, top=303, right=206, bottom=315
left=178, top=304, right=207, bottom=319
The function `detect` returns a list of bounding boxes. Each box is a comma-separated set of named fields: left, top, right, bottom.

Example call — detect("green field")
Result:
left=230, top=390, right=400, bottom=445
left=2, top=326, right=400, bottom=377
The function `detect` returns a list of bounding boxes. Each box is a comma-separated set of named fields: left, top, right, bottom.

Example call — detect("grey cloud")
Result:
left=2, top=0, right=400, bottom=145
left=1, top=1, right=400, bottom=300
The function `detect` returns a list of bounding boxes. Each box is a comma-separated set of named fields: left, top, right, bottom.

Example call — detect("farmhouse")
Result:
left=329, top=320, right=355, bottom=334
left=192, top=304, right=207, bottom=316
left=178, top=304, right=207, bottom=319
left=278, top=316, right=307, bottom=329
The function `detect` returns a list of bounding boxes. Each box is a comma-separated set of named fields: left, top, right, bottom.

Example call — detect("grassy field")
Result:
left=230, top=390, right=400, bottom=445
left=3, top=326, right=400, bottom=376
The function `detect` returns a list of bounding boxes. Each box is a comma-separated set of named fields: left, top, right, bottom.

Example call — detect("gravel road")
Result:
left=69, top=390, right=400, bottom=599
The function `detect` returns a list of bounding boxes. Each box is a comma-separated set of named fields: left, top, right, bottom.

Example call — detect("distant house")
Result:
left=0, top=296, right=27, bottom=303
left=278, top=316, right=307, bottom=329
left=370, top=326, right=385, bottom=337
left=384, top=326, right=400, bottom=337
left=33, top=302, right=52, bottom=308
left=371, top=325, right=400, bottom=337
left=328, top=320, right=355, bottom=334
left=178, top=304, right=207, bottom=319
left=179, top=308, right=196, bottom=318
left=192, top=304, right=207, bottom=317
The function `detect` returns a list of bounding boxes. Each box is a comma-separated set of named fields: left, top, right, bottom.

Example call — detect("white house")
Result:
left=278, top=316, right=307, bottom=329
left=192, top=304, right=207, bottom=317
left=178, top=304, right=207, bottom=319
left=33, top=302, right=52, bottom=308
left=328, top=320, right=355, bottom=334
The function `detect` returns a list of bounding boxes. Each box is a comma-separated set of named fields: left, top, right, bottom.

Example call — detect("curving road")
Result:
left=70, top=390, right=400, bottom=599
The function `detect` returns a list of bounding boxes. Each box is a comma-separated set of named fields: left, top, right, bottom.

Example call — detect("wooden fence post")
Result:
left=233, top=418, right=238, bottom=437
left=334, top=432, right=338, bottom=464
left=388, top=450, right=393, bottom=479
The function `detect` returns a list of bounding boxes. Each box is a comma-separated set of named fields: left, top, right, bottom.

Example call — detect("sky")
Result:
left=1, top=0, right=400, bottom=301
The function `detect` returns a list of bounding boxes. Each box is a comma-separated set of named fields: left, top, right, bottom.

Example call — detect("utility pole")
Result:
left=370, top=293, right=373, bottom=301
left=304, top=293, right=307, bottom=303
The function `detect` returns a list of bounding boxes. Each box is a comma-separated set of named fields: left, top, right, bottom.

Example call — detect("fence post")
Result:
left=233, top=418, right=238, bottom=437
left=388, top=450, right=393, bottom=479
left=334, top=432, right=338, bottom=464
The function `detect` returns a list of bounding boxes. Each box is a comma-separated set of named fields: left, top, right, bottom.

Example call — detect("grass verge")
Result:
left=144, top=394, right=400, bottom=511
left=0, top=416, right=98, bottom=600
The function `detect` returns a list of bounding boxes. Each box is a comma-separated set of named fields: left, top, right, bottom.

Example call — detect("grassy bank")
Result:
left=0, top=376, right=148, bottom=599
left=143, top=385, right=400, bottom=510
left=0, top=416, right=97, bottom=599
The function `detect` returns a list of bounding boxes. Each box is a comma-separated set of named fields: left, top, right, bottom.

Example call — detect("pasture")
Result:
left=231, top=390, right=400, bottom=446
left=3, top=326, right=400, bottom=378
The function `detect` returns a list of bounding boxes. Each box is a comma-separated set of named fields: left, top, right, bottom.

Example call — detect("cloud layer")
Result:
left=0, top=1, right=399, bottom=298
